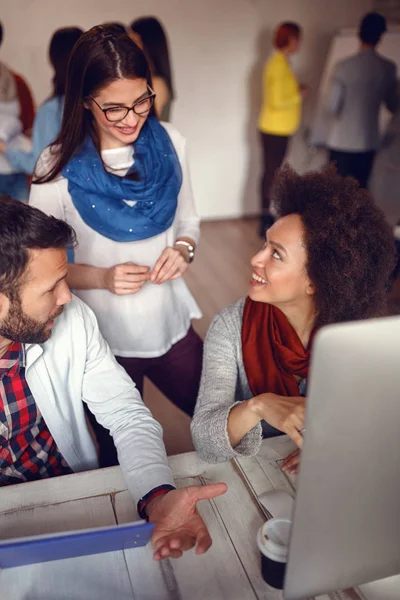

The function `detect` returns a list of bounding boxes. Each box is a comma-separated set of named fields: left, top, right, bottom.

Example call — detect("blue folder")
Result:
left=0, top=520, right=154, bottom=569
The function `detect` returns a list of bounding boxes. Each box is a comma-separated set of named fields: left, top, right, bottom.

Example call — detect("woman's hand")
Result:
left=252, top=393, right=306, bottom=448
left=0, top=140, right=6, bottom=153
left=103, top=262, right=150, bottom=295
left=151, top=245, right=190, bottom=285
left=282, top=449, right=301, bottom=475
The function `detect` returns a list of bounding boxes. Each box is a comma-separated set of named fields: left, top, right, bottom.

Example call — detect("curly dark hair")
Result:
left=272, top=164, right=396, bottom=328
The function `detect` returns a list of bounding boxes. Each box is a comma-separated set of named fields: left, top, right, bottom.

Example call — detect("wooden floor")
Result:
left=145, top=218, right=261, bottom=455
left=144, top=217, right=400, bottom=456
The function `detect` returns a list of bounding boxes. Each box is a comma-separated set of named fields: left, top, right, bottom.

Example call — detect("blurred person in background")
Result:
left=370, top=80, right=400, bottom=229
left=370, top=81, right=400, bottom=290
left=326, top=12, right=398, bottom=189
left=0, top=21, right=35, bottom=135
left=130, top=17, right=174, bottom=121
left=258, top=22, right=304, bottom=237
left=0, top=21, right=33, bottom=200
left=0, top=27, right=83, bottom=176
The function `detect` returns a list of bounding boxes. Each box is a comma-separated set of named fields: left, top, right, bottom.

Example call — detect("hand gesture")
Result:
left=103, top=262, right=150, bottom=295
left=147, top=483, right=227, bottom=560
left=151, top=245, right=190, bottom=285
left=255, top=393, right=306, bottom=448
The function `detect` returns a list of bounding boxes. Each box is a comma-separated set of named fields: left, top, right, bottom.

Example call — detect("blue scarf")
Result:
left=62, top=117, right=182, bottom=242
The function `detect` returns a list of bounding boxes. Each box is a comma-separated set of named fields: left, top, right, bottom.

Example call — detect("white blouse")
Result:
left=30, top=122, right=202, bottom=358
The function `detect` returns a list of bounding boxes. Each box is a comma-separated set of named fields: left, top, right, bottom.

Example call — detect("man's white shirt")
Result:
left=24, top=295, right=174, bottom=504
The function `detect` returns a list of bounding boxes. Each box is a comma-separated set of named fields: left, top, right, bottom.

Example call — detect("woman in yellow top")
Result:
left=259, top=22, right=303, bottom=236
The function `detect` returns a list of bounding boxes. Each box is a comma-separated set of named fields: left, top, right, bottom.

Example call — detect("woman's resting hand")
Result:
left=151, top=246, right=190, bottom=285
left=252, top=393, right=306, bottom=448
left=103, top=262, right=151, bottom=295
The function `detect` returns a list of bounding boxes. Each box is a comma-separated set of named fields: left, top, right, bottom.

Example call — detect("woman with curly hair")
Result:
left=191, top=164, right=396, bottom=465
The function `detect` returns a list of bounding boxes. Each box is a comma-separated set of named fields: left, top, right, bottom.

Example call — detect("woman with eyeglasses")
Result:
left=29, top=25, right=202, bottom=464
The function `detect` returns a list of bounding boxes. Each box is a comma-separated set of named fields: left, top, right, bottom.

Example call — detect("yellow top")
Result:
left=258, top=51, right=301, bottom=136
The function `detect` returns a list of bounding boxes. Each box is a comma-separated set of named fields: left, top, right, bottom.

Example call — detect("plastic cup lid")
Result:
left=257, top=518, right=292, bottom=563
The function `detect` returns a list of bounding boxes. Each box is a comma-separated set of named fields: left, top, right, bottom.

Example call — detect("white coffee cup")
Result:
left=257, top=518, right=292, bottom=589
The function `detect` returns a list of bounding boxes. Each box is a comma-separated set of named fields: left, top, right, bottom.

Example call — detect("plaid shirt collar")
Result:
left=0, top=342, right=25, bottom=379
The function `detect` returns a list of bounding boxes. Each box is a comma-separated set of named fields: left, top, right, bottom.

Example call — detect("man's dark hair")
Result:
left=273, top=164, right=396, bottom=329
left=0, top=195, right=75, bottom=296
left=0, top=21, right=3, bottom=47
left=359, top=12, right=387, bottom=46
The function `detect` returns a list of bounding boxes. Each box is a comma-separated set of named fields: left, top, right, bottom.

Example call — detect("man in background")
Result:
left=0, top=195, right=226, bottom=560
left=326, top=12, right=398, bottom=188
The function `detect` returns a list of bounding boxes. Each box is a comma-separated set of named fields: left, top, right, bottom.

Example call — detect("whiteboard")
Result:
left=310, top=28, right=400, bottom=147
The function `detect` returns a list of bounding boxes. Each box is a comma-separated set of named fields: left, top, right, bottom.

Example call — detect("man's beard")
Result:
left=0, top=293, right=64, bottom=344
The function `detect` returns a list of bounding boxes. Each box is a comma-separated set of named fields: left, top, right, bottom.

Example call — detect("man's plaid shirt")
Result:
left=0, top=342, right=71, bottom=485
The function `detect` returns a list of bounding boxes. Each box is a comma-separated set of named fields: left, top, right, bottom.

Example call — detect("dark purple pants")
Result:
left=86, top=327, right=203, bottom=467
left=116, top=326, right=203, bottom=416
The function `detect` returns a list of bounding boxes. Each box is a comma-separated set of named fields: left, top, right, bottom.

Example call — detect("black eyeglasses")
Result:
left=89, top=86, right=156, bottom=122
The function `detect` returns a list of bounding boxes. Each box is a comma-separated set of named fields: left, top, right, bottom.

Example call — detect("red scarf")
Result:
left=241, top=297, right=313, bottom=397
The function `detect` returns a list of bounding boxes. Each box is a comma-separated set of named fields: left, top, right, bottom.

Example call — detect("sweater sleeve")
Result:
left=191, top=307, right=262, bottom=463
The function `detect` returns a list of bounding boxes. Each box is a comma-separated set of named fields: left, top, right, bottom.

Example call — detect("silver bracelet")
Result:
left=175, top=240, right=195, bottom=263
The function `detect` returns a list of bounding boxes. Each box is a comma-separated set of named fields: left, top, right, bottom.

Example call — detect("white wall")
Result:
left=374, top=0, right=400, bottom=21
left=1, top=0, right=372, bottom=219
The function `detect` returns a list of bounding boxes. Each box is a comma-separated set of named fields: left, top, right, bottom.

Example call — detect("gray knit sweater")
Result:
left=191, top=298, right=283, bottom=463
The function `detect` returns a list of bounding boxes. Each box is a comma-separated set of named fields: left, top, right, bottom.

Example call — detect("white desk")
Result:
left=0, top=437, right=398, bottom=600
